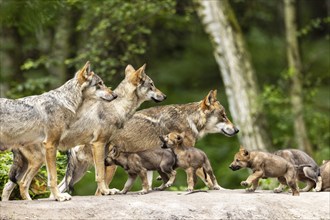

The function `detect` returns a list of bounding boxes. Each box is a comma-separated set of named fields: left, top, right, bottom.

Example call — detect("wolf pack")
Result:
left=0, top=62, right=329, bottom=202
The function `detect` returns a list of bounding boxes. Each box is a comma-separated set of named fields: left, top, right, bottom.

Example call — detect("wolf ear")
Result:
left=201, top=90, right=217, bottom=110
left=135, top=64, right=146, bottom=79
left=76, top=61, right=92, bottom=84
left=239, top=145, right=249, bottom=156
left=239, top=147, right=249, bottom=156
left=180, top=132, right=185, bottom=139
left=125, top=64, right=136, bottom=76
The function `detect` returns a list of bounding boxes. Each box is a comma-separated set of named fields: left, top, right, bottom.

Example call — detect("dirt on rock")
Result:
left=1, top=190, right=329, bottom=220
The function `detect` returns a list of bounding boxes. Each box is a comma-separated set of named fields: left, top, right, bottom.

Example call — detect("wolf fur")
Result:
left=160, top=131, right=220, bottom=191
left=104, top=145, right=176, bottom=194
left=229, top=146, right=300, bottom=196
left=0, top=61, right=117, bottom=201
left=2, top=64, right=165, bottom=200
left=320, top=160, right=330, bottom=191
left=273, top=149, right=322, bottom=192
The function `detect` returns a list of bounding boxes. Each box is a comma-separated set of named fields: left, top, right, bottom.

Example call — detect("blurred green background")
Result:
left=0, top=0, right=329, bottom=199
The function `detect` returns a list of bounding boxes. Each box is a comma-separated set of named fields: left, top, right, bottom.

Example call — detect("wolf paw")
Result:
left=240, top=181, right=249, bottom=187
left=186, top=188, right=194, bottom=192
left=153, top=187, right=164, bottom=191
left=119, top=190, right=127, bottom=195
left=55, top=192, right=72, bottom=202
left=138, top=190, right=148, bottom=195
left=273, top=188, right=283, bottom=193
left=100, top=188, right=111, bottom=195
left=212, top=185, right=222, bottom=190
left=165, top=183, right=172, bottom=188
left=245, top=188, right=255, bottom=193
left=109, top=188, right=120, bottom=195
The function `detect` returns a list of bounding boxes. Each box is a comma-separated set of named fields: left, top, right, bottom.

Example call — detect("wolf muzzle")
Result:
left=229, top=165, right=241, bottom=171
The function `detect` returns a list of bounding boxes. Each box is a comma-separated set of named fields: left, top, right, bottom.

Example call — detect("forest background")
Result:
left=0, top=0, right=329, bottom=199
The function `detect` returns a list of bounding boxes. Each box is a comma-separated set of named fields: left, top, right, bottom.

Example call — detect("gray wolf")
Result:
left=229, top=146, right=300, bottom=196
left=2, top=64, right=166, bottom=200
left=104, top=145, right=176, bottom=194
left=320, top=160, right=330, bottom=191
left=0, top=61, right=117, bottom=201
left=273, top=149, right=322, bottom=192
left=160, top=131, right=220, bottom=191
left=61, top=90, right=239, bottom=195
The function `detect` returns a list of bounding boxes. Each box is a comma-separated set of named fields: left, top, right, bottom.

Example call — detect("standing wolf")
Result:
left=61, top=90, right=239, bottom=194
left=2, top=64, right=166, bottom=200
left=0, top=62, right=117, bottom=201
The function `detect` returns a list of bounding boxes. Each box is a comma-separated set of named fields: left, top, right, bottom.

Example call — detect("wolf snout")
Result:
left=152, top=94, right=166, bottom=103
left=112, top=93, right=118, bottom=99
left=229, top=164, right=240, bottom=171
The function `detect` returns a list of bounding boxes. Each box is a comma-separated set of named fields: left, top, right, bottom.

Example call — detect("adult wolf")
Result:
left=62, top=90, right=239, bottom=194
left=2, top=64, right=166, bottom=200
left=0, top=62, right=117, bottom=201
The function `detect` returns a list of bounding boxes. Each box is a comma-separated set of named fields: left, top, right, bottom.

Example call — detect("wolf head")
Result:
left=104, top=145, right=121, bottom=166
left=199, top=90, right=239, bottom=137
left=124, top=64, right=166, bottom=103
left=75, top=61, right=117, bottom=101
left=229, top=146, right=250, bottom=171
left=160, top=132, right=185, bottom=149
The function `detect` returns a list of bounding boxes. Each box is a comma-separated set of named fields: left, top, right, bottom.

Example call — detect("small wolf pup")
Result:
left=320, top=160, right=330, bottom=191
left=229, top=146, right=300, bottom=196
left=0, top=61, right=117, bottom=201
left=274, top=149, right=322, bottom=192
left=160, top=131, right=220, bottom=191
left=104, top=145, right=176, bottom=194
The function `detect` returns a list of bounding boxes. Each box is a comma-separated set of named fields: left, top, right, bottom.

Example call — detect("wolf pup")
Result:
left=1, top=64, right=165, bottom=200
left=229, top=146, right=300, bottom=196
left=161, top=131, right=220, bottom=191
left=274, top=149, right=322, bottom=192
left=0, top=62, right=116, bottom=201
left=320, top=160, right=330, bottom=191
left=104, top=145, right=176, bottom=194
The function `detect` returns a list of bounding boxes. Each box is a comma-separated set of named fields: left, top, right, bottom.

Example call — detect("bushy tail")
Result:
left=58, top=146, right=92, bottom=193
left=9, top=149, right=27, bottom=183
left=64, top=149, right=76, bottom=193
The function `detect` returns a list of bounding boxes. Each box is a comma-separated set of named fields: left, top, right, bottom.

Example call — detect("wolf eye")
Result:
left=236, top=159, right=240, bottom=162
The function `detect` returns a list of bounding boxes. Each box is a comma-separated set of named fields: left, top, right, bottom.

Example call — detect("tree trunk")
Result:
left=284, top=0, right=313, bottom=155
left=196, top=0, right=271, bottom=151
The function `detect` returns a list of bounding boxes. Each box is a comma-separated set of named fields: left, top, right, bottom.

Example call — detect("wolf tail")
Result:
left=202, top=166, right=207, bottom=180
left=9, top=149, right=27, bottom=183
left=58, top=146, right=92, bottom=193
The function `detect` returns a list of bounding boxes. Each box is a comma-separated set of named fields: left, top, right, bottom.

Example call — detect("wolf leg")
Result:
left=138, top=169, right=149, bottom=194
left=1, top=180, right=17, bottom=201
left=186, top=168, right=195, bottom=191
left=121, top=174, right=137, bottom=194
left=95, top=165, right=119, bottom=196
left=165, top=170, right=177, bottom=188
left=19, top=161, right=43, bottom=200
left=315, top=176, right=322, bottom=192
left=241, top=171, right=263, bottom=190
left=44, top=140, right=71, bottom=201
left=147, top=171, right=153, bottom=190
left=91, top=141, right=110, bottom=195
